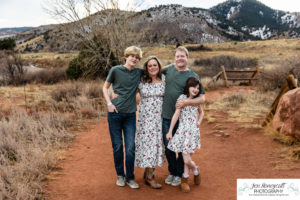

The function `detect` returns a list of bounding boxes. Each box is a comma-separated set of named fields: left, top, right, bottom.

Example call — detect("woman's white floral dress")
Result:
left=135, top=75, right=165, bottom=168
left=167, top=94, right=201, bottom=154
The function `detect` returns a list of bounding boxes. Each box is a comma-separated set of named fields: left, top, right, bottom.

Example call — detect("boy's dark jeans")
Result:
left=107, top=112, right=136, bottom=181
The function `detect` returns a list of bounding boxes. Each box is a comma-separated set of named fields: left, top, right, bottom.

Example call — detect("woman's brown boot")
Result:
left=181, top=177, right=190, bottom=193
left=145, top=168, right=162, bottom=189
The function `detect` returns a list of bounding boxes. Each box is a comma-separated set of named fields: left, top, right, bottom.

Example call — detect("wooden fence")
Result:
left=207, top=65, right=260, bottom=88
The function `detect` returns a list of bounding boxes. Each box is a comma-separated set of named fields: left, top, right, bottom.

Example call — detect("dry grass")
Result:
left=271, top=161, right=296, bottom=171
left=21, top=52, right=78, bottom=69
left=206, top=90, right=276, bottom=125
left=49, top=80, right=106, bottom=118
left=0, top=109, right=74, bottom=200
left=203, top=112, right=217, bottom=123
left=205, top=86, right=300, bottom=161
left=0, top=80, right=106, bottom=199
left=264, top=125, right=300, bottom=161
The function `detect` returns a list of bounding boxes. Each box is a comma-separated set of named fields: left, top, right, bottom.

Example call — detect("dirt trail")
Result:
left=46, top=86, right=300, bottom=200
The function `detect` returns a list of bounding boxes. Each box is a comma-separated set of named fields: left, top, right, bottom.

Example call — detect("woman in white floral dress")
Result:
left=135, top=56, right=165, bottom=189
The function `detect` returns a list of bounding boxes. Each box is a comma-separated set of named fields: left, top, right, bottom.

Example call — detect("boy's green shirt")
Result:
left=106, top=65, right=142, bottom=113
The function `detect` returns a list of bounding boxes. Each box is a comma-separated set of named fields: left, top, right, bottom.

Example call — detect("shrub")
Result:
left=50, top=82, right=81, bottom=102
left=0, top=50, right=25, bottom=85
left=84, top=81, right=104, bottom=99
left=223, top=94, right=246, bottom=108
left=186, top=44, right=212, bottom=51
left=194, top=55, right=258, bottom=70
left=0, top=38, right=16, bottom=50
left=66, top=57, right=83, bottom=79
left=66, top=34, right=120, bottom=80
left=259, top=62, right=300, bottom=91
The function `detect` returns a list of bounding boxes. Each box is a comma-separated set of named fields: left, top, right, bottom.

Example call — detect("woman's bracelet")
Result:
left=107, top=102, right=112, bottom=106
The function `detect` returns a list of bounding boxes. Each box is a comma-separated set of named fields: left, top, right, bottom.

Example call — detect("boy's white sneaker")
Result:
left=165, top=175, right=174, bottom=185
left=116, top=176, right=126, bottom=187
left=171, top=176, right=181, bottom=186
left=126, top=180, right=139, bottom=189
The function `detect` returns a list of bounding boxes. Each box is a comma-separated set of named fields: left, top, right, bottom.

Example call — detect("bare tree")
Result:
left=43, top=0, right=143, bottom=78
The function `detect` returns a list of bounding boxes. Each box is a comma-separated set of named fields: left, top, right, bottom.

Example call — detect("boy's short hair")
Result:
left=124, top=46, right=143, bottom=59
left=175, top=46, right=189, bottom=57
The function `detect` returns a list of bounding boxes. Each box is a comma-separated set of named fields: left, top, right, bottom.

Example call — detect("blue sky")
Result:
left=0, top=0, right=299, bottom=28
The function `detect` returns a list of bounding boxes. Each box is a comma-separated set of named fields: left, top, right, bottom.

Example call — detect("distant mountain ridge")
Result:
left=2, top=0, right=300, bottom=52
left=210, top=0, right=300, bottom=39
left=0, top=27, right=34, bottom=39
left=0, top=27, right=33, bottom=32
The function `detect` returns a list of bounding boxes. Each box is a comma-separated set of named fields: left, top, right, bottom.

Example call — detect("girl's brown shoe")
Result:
left=180, top=177, right=190, bottom=193
left=194, top=168, right=201, bottom=185
left=194, top=174, right=201, bottom=185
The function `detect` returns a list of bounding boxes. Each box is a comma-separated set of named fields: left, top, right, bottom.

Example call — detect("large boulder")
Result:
left=272, top=88, right=300, bottom=139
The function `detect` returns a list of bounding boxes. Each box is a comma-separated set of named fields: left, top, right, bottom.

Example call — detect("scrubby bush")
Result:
left=83, top=81, right=104, bottom=99
left=194, top=55, right=258, bottom=70
left=50, top=82, right=81, bottom=102
left=0, top=50, right=24, bottom=85
left=223, top=94, right=246, bottom=108
left=66, top=34, right=120, bottom=80
left=0, top=38, right=16, bottom=50
left=259, top=58, right=300, bottom=91
left=49, top=81, right=106, bottom=119
left=186, top=44, right=212, bottom=51
left=66, top=57, right=83, bottom=79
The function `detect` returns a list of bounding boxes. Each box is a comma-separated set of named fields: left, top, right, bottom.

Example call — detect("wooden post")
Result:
left=221, top=65, right=228, bottom=87
left=286, top=74, right=297, bottom=89
left=256, top=66, right=261, bottom=85
left=262, top=84, right=289, bottom=127
left=249, top=66, right=259, bottom=85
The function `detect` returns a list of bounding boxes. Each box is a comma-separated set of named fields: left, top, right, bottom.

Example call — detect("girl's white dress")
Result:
left=135, top=75, right=165, bottom=168
left=167, top=94, right=201, bottom=154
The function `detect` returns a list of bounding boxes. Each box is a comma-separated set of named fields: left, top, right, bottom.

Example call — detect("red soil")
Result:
left=46, top=86, right=300, bottom=200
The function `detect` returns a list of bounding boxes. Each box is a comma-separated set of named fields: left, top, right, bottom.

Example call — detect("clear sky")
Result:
left=0, top=0, right=300, bottom=28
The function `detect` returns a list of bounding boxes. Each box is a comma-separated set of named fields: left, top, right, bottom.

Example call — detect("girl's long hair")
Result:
left=141, top=56, right=162, bottom=83
left=184, top=77, right=201, bottom=98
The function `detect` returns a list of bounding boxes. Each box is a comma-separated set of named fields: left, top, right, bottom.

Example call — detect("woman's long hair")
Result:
left=141, top=56, right=162, bottom=83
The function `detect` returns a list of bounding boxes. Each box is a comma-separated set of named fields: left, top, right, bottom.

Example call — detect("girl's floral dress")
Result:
left=135, top=75, right=165, bottom=168
left=167, top=94, right=201, bottom=154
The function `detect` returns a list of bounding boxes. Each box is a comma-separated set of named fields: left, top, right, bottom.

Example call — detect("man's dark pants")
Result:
left=107, top=112, right=136, bottom=181
left=162, top=118, right=184, bottom=177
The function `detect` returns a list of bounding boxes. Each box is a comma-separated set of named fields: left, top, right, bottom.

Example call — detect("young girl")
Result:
left=166, top=77, right=204, bottom=193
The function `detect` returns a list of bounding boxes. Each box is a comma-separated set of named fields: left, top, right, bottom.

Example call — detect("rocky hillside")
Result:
left=210, top=0, right=300, bottom=39
left=133, top=5, right=229, bottom=44
left=2, top=0, right=299, bottom=52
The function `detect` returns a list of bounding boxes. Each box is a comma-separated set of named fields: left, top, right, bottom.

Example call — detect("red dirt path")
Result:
left=46, top=86, right=300, bottom=200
